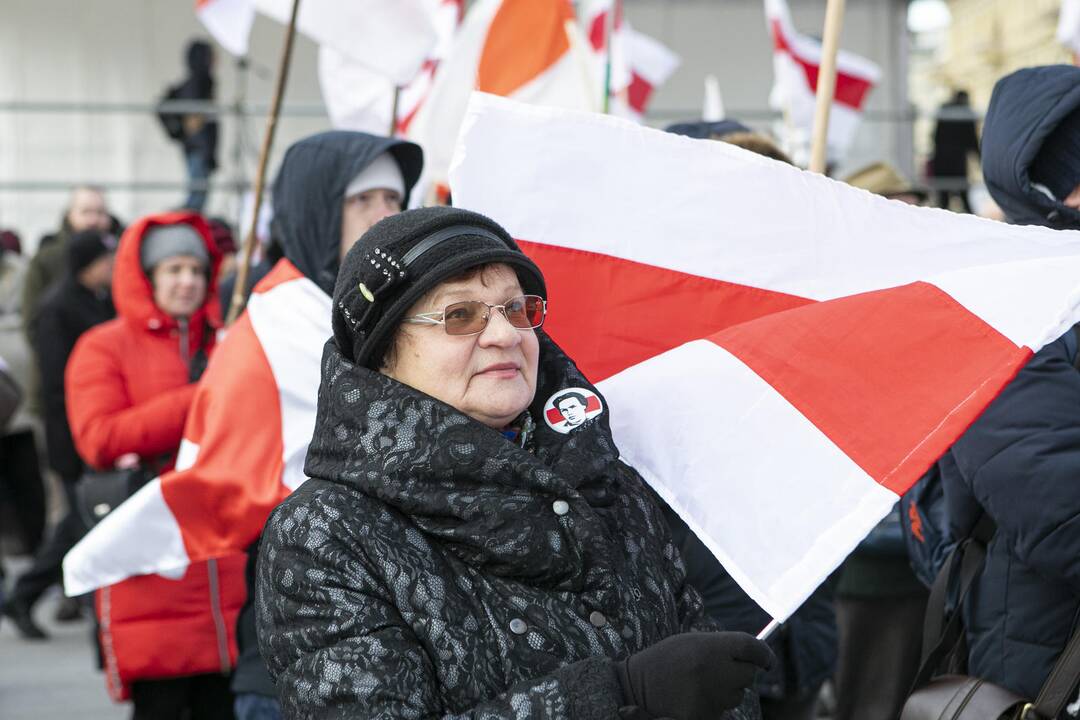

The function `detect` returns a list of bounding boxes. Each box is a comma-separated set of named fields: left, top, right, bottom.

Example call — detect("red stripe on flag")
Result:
left=626, top=72, right=654, bottom=114
left=715, top=281, right=1030, bottom=495
left=769, top=20, right=874, bottom=110
left=518, top=240, right=813, bottom=382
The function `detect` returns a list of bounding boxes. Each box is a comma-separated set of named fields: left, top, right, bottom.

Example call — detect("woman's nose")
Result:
left=478, top=309, right=521, bottom=347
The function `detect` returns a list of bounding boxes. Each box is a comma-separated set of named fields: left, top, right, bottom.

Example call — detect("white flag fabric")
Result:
left=449, top=93, right=1080, bottom=622
left=196, top=0, right=256, bottom=57
left=318, top=0, right=463, bottom=135
left=1058, top=0, right=1080, bottom=57
left=254, top=0, right=437, bottom=85
left=765, top=0, right=880, bottom=163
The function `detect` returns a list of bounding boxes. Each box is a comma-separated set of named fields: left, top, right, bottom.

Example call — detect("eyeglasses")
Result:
left=403, top=294, right=547, bottom=336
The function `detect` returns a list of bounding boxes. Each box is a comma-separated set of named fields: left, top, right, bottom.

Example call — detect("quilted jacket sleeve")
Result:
left=256, top=488, right=624, bottom=720
left=66, top=329, right=195, bottom=469
left=947, top=334, right=1080, bottom=593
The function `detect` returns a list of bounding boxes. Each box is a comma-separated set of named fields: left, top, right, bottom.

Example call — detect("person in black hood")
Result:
left=901, top=65, right=1080, bottom=713
left=187, top=129, right=421, bottom=720
left=175, top=40, right=218, bottom=212
left=256, top=206, right=773, bottom=720
left=982, top=65, right=1080, bottom=229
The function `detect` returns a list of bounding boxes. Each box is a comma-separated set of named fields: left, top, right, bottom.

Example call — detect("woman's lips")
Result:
left=477, top=362, right=520, bottom=379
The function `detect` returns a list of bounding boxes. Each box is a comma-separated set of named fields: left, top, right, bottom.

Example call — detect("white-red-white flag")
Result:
left=318, top=0, right=463, bottom=135
left=408, top=0, right=596, bottom=186
left=580, top=0, right=680, bottom=122
left=448, top=94, right=1080, bottom=622
left=196, top=0, right=256, bottom=57
left=765, top=0, right=879, bottom=163
left=64, top=261, right=328, bottom=596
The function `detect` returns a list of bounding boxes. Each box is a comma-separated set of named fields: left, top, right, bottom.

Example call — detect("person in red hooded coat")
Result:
left=65, top=211, right=245, bottom=719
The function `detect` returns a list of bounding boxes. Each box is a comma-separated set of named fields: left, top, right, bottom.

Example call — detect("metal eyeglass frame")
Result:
left=402, top=295, right=547, bottom=336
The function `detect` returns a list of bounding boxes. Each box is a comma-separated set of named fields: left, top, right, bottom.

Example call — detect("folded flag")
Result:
left=449, top=93, right=1080, bottom=622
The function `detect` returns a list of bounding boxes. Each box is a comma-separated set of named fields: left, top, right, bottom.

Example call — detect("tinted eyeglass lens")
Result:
left=443, top=301, right=487, bottom=335
left=521, top=295, right=545, bottom=328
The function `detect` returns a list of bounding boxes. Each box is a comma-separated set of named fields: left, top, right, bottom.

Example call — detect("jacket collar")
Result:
left=304, top=333, right=623, bottom=589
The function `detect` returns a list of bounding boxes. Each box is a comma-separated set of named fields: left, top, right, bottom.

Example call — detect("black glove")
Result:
left=613, top=631, right=775, bottom=720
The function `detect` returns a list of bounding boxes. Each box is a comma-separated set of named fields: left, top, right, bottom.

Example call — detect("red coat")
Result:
left=66, top=211, right=246, bottom=700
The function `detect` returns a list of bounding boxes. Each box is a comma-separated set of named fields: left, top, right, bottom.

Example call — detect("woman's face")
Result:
left=150, top=256, right=207, bottom=320
left=384, top=264, right=540, bottom=429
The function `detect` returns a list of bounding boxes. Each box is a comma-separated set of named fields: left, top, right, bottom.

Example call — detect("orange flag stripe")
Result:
left=477, top=0, right=575, bottom=97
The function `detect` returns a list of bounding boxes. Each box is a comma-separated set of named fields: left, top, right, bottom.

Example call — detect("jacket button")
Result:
left=589, top=611, right=607, bottom=628
left=552, top=500, right=570, bottom=516
left=509, top=618, right=528, bottom=635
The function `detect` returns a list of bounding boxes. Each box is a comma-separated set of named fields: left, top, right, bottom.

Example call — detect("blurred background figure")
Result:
left=162, top=40, right=219, bottom=213
left=23, top=186, right=113, bottom=337
left=844, top=161, right=927, bottom=206
left=929, top=89, right=981, bottom=213
left=2, top=230, right=116, bottom=639
left=64, top=212, right=242, bottom=718
left=0, top=224, right=46, bottom=579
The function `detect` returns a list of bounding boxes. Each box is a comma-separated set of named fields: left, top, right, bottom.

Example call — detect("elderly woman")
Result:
left=256, top=207, right=772, bottom=720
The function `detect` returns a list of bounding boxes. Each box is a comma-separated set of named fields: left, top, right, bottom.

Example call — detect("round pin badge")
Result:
left=543, top=387, right=604, bottom=434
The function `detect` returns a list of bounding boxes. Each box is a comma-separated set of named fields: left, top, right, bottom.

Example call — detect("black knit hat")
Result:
left=67, top=229, right=117, bottom=275
left=332, top=207, right=547, bottom=369
left=1031, top=108, right=1080, bottom=201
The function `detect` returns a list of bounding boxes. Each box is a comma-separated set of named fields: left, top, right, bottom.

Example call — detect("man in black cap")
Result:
left=3, top=230, right=115, bottom=639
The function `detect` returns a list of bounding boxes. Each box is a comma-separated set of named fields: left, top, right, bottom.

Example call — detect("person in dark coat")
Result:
left=256, top=207, right=774, bottom=720
left=903, top=65, right=1080, bottom=710
left=175, top=40, right=218, bottom=212
left=229, top=130, right=423, bottom=720
left=930, top=89, right=981, bottom=213
left=2, top=229, right=116, bottom=639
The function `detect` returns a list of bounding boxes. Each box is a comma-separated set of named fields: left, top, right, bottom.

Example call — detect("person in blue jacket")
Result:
left=903, top=65, right=1080, bottom=710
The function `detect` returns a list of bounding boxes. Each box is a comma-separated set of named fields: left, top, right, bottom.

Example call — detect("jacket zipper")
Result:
left=206, top=558, right=231, bottom=673
left=178, top=317, right=190, bottom=369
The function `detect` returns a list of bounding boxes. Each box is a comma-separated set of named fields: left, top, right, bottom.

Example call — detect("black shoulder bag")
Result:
left=900, top=514, right=1080, bottom=720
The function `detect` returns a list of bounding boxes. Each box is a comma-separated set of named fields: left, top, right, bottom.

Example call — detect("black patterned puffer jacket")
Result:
left=256, top=334, right=761, bottom=720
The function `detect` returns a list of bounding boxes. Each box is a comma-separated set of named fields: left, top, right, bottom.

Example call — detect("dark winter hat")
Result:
left=0, top=229, right=21, bottom=256
left=1030, top=108, right=1080, bottom=202
left=68, top=229, right=117, bottom=275
left=332, top=207, right=546, bottom=369
left=665, top=119, right=751, bottom=140
left=140, top=223, right=209, bottom=272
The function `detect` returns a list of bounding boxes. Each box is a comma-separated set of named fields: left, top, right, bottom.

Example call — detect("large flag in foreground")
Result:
left=765, top=0, right=879, bottom=163
left=449, top=93, right=1080, bottom=621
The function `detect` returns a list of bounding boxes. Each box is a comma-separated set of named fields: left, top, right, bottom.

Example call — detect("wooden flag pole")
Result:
left=389, top=86, right=401, bottom=137
left=807, top=0, right=847, bottom=175
left=226, top=0, right=302, bottom=326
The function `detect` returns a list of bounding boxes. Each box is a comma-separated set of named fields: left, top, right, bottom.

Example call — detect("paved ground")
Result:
left=1, top=558, right=126, bottom=720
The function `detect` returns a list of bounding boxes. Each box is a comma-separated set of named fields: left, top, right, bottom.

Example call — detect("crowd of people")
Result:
left=0, top=60, right=1078, bottom=720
